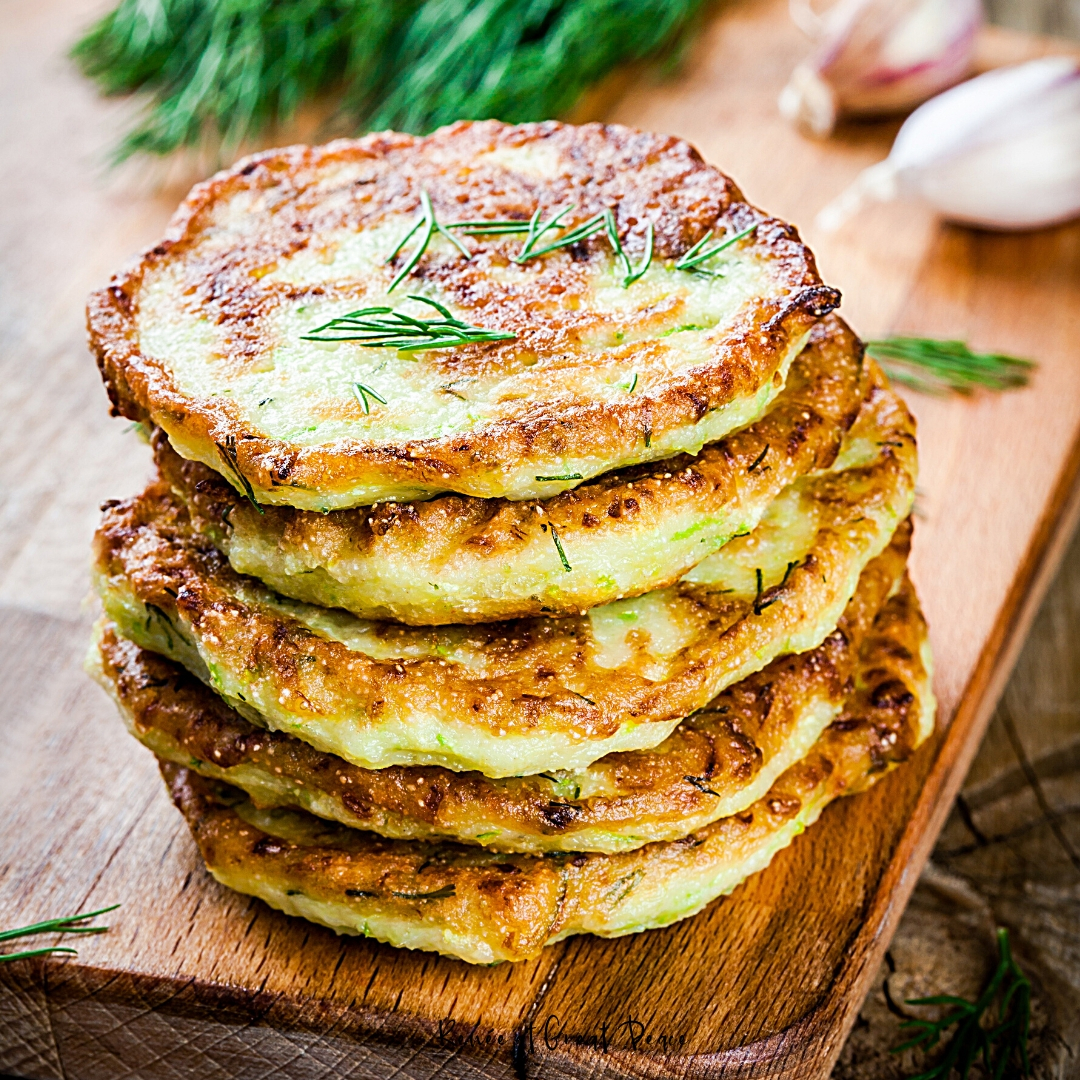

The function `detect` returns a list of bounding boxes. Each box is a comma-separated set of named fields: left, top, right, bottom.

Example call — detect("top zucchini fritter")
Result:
left=161, top=315, right=865, bottom=624
left=88, top=120, right=839, bottom=510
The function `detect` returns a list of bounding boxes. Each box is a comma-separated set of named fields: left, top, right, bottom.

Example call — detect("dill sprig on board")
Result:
left=302, top=296, right=515, bottom=351
left=892, top=927, right=1030, bottom=1080
left=866, top=338, right=1035, bottom=396
left=71, top=0, right=708, bottom=161
left=0, top=905, right=119, bottom=964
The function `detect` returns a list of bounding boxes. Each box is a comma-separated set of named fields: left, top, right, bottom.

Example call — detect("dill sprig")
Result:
left=385, top=190, right=471, bottom=291
left=509, top=204, right=654, bottom=284
left=392, top=885, right=456, bottom=901
left=548, top=523, right=572, bottom=572
left=866, top=338, right=1035, bottom=396
left=752, top=567, right=777, bottom=616
left=216, top=435, right=264, bottom=514
left=624, top=222, right=654, bottom=286
left=747, top=444, right=769, bottom=473
left=302, top=295, right=514, bottom=351
left=388, top=199, right=653, bottom=287
left=892, top=928, right=1030, bottom=1080
left=0, top=905, right=119, bottom=964
left=446, top=219, right=532, bottom=236
left=524, top=213, right=607, bottom=259
left=605, top=212, right=654, bottom=287
left=513, top=204, right=586, bottom=263
left=352, top=382, right=387, bottom=414
left=72, top=0, right=707, bottom=161
left=684, top=774, right=721, bottom=797
left=675, top=222, right=757, bottom=274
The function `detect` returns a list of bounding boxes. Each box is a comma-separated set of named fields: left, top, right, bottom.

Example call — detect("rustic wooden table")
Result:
left=1, top=0, right=1078, bottom=1077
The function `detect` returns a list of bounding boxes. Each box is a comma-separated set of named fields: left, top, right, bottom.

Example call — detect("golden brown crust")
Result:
left=160, top=314, right=866, bottom=623
left=96, top=521, right=910, bottom=854
left=87, top=121, right=839, bottom=508
left=158, top=575, right=933, bottom=963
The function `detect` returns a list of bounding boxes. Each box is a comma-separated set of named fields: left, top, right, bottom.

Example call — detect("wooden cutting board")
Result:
left=1, top=0, right=1079, bottom=1077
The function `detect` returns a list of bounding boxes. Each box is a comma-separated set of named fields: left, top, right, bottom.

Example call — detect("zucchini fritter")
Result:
left=88, top=121, right=839, bottom=510
left=162, top=315, right=865, bottom=624
left=158, top=576, right=933, bottom=964
left=92, top=362, right=915, bottom=777
left=92, top=520, right=910, bottom=854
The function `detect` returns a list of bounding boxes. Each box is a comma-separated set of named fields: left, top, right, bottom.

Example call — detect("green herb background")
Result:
left=72, top=0, right=707, bottom=160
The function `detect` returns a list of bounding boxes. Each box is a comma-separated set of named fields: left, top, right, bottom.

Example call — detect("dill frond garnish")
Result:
left=391, top=885, right=456, bottom=901
left=385, top=191, right=470, bottom=292
left=352, top=382, right=387, bottom=414
left=604, top=868, right=644, bottom=906
left=684, top=775, right=721, bottom=797
left=623, top=222, right=654, bottom=286
left=145, top=602, right=193, bottom=648
left=605, top=209, right=631, bottom=280
left=604, top=212, right=655, bottom=287
left=215, top=435, right=264, bottom=514
left=549, top=523, right=572, bottom=573
left=752, top=567, right=779, bottom=616
left=302, top=295, right=514, bottom=351
left=892, top=927, right=1030, bottom=1080
left=446, top=219, right=532, bottom=236
left=675, top=222, right=757, bottom=274
left=515, top=207, right=605, bottom=263
left=0, top=905, right=119, bottom=964
left=747, top=445, right=769, bottom=473
left=512, top=205, right=575, bottom=263
left=865, top=338, right=1035, bottom=396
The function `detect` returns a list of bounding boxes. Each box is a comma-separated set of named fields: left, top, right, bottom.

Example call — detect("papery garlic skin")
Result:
left=818, top=58, right=1080, bottom=231
left=780, top=0, right=982, bottom=137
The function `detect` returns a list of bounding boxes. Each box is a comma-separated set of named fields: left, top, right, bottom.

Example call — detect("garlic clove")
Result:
left=818, top=58, right=1080, bottom=231
left=780, top=0, right=982, bottom=137
left=779, top=64, right=838, bottom=137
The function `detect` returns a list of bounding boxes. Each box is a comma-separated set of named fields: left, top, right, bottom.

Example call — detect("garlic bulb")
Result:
left=779, top=0, right=982, bottom=137
left=817, top=57, right=1080, bottom=231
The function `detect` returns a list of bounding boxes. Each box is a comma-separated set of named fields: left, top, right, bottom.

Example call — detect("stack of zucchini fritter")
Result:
left=85, top=121, right=934, bottom=963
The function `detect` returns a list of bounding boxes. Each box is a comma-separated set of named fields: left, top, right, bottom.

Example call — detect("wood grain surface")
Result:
left=1, top=0, right=1079, bottom=1077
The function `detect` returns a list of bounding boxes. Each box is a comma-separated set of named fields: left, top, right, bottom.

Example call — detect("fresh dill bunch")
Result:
left=866, top=337, right=1035, bottom=397
left=71, top=0, right=707, bottom=160
left=364, top=0, right=707, bottom=134
left=71, top=0, right=416, bottom=160
left=892, top=927, right=1031, bottom=1080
